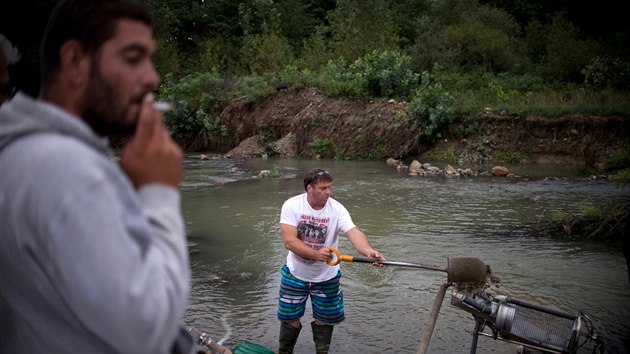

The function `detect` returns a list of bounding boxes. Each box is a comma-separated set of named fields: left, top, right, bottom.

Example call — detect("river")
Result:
left=180, top=156, right=630, bottom=354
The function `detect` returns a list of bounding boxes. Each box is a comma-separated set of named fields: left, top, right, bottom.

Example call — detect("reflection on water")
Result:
left=181, top=156, right=630, bottom=353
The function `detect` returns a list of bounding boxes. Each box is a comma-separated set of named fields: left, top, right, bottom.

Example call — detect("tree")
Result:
left=327, top=0, right=399, bottom=62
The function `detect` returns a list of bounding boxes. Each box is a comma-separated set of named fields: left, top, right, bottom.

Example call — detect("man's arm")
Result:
left=345, top=227, right=384, bottom=260
left=281, top=223, right=333, bottom=262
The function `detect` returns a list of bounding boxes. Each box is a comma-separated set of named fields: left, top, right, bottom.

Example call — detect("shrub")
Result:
left=551, top=211, right=570, bottom=223
left=309, top=138, right=332, bottom=156
left=606, top=142, right=630, bottom=186
left=158, top=72, right=230, bottom=139
left=309, top=59, right=364, bottom=99
left=410, top=71, right=455, bottom=143
left=578, top=205, right=602, bottom=220
left=605, top=142, right=630, bottom=173
left=582, top=56, right=630, bottom=90
left=350, top=50, right=419, bottom=100
left=495, top=152, right=523, bottom=164
left=240, top=33, right=295, bottom=75
left=234, top=75, right=272, bottom=104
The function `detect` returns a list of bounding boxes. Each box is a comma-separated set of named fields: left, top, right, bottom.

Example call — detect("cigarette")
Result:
left=153, top=101, right=173, bottom=112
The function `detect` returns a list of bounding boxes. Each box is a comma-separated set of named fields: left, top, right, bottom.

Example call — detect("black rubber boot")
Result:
left=311, top=321, right=334, bottom=354
left=278, top=322, right=301, bottom=354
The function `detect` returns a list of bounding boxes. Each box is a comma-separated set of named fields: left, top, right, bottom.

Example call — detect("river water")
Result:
left=180, top=156, right=630, bottom=354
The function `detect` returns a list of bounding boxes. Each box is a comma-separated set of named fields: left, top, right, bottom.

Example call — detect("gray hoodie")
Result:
left=0, top=93, right=193, bottom=354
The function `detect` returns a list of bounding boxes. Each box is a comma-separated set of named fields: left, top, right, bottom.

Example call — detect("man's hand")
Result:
left=121, top=93, right=183, bottom=189
left=314, top=247, right=333, bottom=263
left=367, top=250, right=385, bottom=267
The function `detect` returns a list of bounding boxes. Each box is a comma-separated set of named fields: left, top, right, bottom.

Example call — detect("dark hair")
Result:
left=40, top=0, right=153, bottom=90
left=303, top=168, right=333, bottom=190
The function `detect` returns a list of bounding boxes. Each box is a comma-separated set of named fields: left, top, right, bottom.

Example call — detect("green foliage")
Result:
left=334, top=147, right=350, bottom=161
left=308, top=59, right=364, bottom=99
left=238, top=0, right=281, bottom=36
left=485, top=72, right=545, bottom=98
left=141, top=0, right=630, bottom=145
left=550, top=211, right=570, bottom=223
left=476, top=138, right=488, bottom=152
left=262, top=129, right=276, bottom=143
left=410, top=72, right=455, bottom=143
left=234, top=75, right=273, bottom=104
left=267, top=167, right=282, bottom=178
left=582, top=56, right=630, bottom=90
left=409, top=1, right=529, bottom=74
left=605, top=142, right=630, bottom=186
left=365, top=141, right=387, bottom=160
left=305, top=50, right=420, bottom=100
left=578, top=205, right=602, bottom=220
left=543, top=202, right=627, bottom=240
left=530, top=12, right=601, bottom=84
left=197, top=109, right=228, bottom=138
left=350, top=50, right=420, bottom=100
left=158, top=72, right=230, bottom=139
left=327, top=0, right=399, bottom=62
left=611, top=169, right=630, bottom=187
left=455, top=118, right=479, bottom=137
left=240, top=33, right=295, bottom=75
left=296, top=27, right=335, bottom=71
left=605, top=142, right=630, bottom=173
left=309, top=138, right=332, bottom=156
left=197, top=37, right=245, bottom=75
left=275, top=65, right=311, bottom=88
left=153, top=37, right=183, bottom=77
left=495, top=152, right=523, bottom=164
left=575, top=165, right=597, bottom=177
left=443, top=147, right=458, bottom=162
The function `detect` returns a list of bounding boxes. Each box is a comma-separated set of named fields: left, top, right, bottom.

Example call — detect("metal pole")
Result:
left=469, top=317, right=482, bottom=354
left=416, top=282, right=449, bottom=354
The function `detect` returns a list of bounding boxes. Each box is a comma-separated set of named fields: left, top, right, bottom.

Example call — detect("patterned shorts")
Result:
left=277, top=265, right=345, bottom=325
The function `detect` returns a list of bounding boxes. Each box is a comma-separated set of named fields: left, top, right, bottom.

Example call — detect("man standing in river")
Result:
left=277, top=168, right=384, bottom=354
left=0, top=1, right=193, bottom=353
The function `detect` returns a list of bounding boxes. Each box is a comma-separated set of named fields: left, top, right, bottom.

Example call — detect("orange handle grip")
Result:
left=326, top=247, right=354, bottom=266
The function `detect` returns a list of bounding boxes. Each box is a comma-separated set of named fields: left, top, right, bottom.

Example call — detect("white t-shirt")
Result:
left=280, top=193, right=356, bottom=282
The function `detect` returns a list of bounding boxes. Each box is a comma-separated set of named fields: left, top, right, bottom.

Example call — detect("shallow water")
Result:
left=181, top=157, right=630, bottom=353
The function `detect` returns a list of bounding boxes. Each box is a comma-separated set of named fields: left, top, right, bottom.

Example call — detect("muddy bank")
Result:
left=185, top=87, right=629, bottom=167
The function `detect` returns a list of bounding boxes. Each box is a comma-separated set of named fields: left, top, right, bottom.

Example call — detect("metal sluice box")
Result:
left=450, top=288, right=603, bottom=353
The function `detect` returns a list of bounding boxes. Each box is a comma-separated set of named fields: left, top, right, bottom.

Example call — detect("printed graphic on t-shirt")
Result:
left=297, top=214, right=330, bottom=249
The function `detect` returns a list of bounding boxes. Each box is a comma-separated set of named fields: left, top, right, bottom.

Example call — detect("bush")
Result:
left=606, top=142, right=630, bottom=186
left=495, top=152, right=523, bottom=164
left=582, top=56, right=630, bottom=90
left=350, top=50, right=419, bottom=100
left=308, top=59, right=364, bottom=99
left=234, top=75, right=272, bottom=104
left=309, top=138, right=332, bottom=157
left=240, top=33, right=295, bottom=75
left=158, top=72, right=230, bottom=139
left=605, top=142, right=630, bottom=173
left=410, top=71, right=455, bottom=143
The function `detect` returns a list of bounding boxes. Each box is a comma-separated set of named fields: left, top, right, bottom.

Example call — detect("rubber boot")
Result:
left=311, top=321, right=334, bottom=354
left=278, top=322, right=301, bottom=354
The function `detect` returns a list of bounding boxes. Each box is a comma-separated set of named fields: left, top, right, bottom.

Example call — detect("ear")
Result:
left=58, top=40, right=90, bottom=88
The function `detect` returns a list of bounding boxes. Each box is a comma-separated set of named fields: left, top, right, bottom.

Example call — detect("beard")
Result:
left=80, top=67, right=146, bottom=136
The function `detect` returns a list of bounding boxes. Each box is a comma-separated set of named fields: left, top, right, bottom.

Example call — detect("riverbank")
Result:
left=197, top=87, right=629, bottom=172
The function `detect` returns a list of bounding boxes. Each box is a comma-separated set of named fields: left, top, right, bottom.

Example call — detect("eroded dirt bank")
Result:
left=190, top=87, right=629, bottom=167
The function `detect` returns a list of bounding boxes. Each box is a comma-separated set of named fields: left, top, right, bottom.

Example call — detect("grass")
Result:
left=452, top=87, right=630, bottom=117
